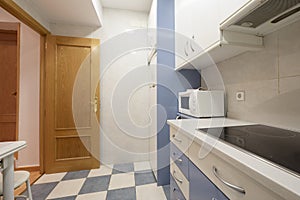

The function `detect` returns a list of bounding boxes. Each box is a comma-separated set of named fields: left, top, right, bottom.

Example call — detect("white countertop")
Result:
left=167, top=118, right=300, bottom=198
left=0, top=141, right=27, bottom=160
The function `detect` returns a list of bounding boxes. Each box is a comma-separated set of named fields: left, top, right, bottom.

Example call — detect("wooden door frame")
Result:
left=0, top=0, right=50, bottom=173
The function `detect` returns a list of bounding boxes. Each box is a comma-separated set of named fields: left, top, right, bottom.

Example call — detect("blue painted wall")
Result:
left=156, top=0, right=201, bottom=185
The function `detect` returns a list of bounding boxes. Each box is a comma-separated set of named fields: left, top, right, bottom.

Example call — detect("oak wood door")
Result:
left=0, top=28, right=19, bottom=142
left=44, top=35, right=100, bottom=173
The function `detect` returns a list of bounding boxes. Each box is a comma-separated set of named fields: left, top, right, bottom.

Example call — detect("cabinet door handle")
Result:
left=190, top=35, right=195, bottom=52
left=172, top=134, right=182, bottom=143
left=177, top=158, right=183, bottom=163
left=212, top=166, right=246, bottom=194
left=173, top=170, right=183, bottom=184
left=184, top=41, right=189, bottom=56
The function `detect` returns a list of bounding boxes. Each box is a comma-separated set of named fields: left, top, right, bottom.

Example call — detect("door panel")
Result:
left=55, top=45, right=91, bottom=130
left=44, top=35, right=100, bottom=173
left=0, top=29, right=18, bottom=142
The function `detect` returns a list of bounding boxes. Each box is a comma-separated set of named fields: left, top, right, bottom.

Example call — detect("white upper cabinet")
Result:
left=175, top=0, right=263, bottom=70
left=147, top=0, right=157, bottom=61
left=175, top=0, right=220, bottom=68
left=219, top=0, right=250, bottom=24
left=148, top=0, right=157, bottom=28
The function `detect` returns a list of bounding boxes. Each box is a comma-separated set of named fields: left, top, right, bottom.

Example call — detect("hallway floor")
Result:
left=22, top=162, right=170, bottom=200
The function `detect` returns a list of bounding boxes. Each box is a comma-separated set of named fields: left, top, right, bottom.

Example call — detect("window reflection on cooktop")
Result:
left=198, top=125, right=300, bottom=176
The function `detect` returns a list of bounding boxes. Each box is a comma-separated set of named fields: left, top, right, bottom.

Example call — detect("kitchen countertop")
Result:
left=167, top=117, right=300, bottom=199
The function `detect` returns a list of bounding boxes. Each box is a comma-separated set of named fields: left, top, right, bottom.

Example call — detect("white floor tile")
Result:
left=108, top=172, right=135, bottom=190
left=136, top=183, right=167, bottom=200
left=35, top=172, right=67, bottom=184
left=76, top=191, right=107, bottom=200
left=134, top=161, right=151, bottom=172
left=47, top=179, right=85, bottom=199
left=88, top=165, right=113, bottom=177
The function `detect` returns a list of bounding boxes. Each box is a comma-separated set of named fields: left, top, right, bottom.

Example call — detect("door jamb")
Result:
left=0, top=0, right=50, bottom=173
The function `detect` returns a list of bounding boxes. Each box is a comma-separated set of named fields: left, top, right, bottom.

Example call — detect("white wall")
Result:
left=201, top=20, right=300, bottom=131
left=51, top=8, right=150, bottom=164
left=0, top=7, right=40, bottom=167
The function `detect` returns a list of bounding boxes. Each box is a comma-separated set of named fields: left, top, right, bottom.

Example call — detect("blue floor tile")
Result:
left=22, top=182, right=58, bottom=200
left=112, top=163, right=134, bottom=174
left=79, top=175, right=111, bottom=194
left=135, top=170, right=156, bottom=186
left=106, top=187, right=136, bottom=200
left=48, top=196, right=77, bottom=200
left=62, top=170, right=90, bottom=181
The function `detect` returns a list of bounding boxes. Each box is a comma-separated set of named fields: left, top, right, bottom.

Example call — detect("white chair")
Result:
left=0, top=170, right=33, bottom=200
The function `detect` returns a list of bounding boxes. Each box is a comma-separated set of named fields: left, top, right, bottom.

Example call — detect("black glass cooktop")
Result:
left=198, top=125, right=300, bottom=176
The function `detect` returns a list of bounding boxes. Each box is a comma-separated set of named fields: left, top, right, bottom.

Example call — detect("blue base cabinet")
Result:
left=170, top=140, right=229, bottom=200
left=189, top=160, right=229, bottom=200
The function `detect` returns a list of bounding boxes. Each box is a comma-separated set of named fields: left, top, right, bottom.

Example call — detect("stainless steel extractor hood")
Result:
left=220, top=0, right=300, bottom=36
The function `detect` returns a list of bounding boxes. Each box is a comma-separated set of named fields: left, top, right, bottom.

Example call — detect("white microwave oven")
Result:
left=178, top=89, right=225, bottom=118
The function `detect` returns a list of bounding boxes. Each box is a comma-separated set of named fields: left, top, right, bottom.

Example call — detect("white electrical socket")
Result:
left=236, top=91, right=245, bottom=101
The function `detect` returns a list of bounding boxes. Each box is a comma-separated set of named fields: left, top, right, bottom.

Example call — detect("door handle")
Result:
left=92, top=96, right=98, bottom=113
left=11, top=91, right=17, bottom=96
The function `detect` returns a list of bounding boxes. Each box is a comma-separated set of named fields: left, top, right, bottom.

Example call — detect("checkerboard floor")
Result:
left=21, top=161, right=170, bottom=200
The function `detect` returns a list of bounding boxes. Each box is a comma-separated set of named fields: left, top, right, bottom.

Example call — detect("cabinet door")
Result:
left=189, top=161, right=229, bottom=200
left=175, top=0, right=195, bottom=68
left=219, top=0, right=250, bottom=24
left=175, top=0, right=220, bottom=68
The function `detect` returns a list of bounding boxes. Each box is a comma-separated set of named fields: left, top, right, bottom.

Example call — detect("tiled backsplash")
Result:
left=201, top=20, right=300, bottom=130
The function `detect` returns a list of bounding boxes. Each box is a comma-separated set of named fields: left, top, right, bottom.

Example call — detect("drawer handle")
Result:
left=212, top=166, right=246, bottom=195
left=173, top=170, right=183, bottom=184
left=172, top=134, right=182, bottom=143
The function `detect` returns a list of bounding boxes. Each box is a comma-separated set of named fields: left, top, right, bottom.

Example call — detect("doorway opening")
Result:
left=0, top=22, right=20, bottom=143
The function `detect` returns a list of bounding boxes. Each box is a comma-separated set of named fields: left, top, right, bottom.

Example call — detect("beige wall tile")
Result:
left=226, top=79, right=278, bottom=119
left=280, top=75, right=300, bottom=94
left=278, top=21, right=300, bottom=78
left=211, top=20, right=300, bottom=130
left=215, top=31, right=278, bottom=85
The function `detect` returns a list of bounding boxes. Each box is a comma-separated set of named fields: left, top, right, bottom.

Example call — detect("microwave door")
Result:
left=181, top=96, right=189, bottom=110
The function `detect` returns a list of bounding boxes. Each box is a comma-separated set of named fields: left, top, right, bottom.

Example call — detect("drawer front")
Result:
left=189, top=160, right=229, bottom=200
left=171, top=162, right=189, bottom=200
left=188, top=140, right=283, bottom=200
left=170, top=176, right=186, bottom=200
left=170, top=127, right=191, bottom=157
left=171, top=142, right=189, bottom=180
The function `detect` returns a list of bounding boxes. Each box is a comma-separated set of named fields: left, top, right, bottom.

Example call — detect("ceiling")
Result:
left=29, top=0, right=102, bottom=26
left=25, top=0, right=153, bottom=28
left=100, top=0, right=153, bottom=12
